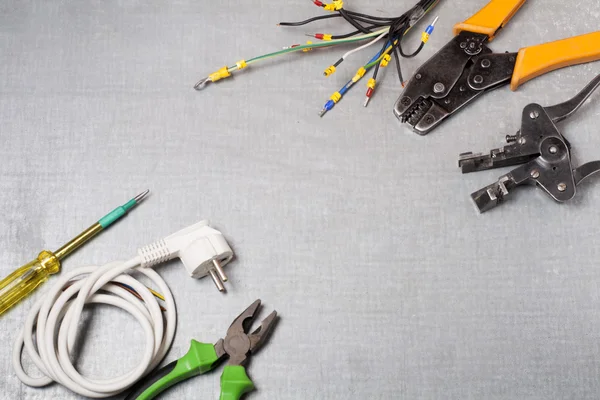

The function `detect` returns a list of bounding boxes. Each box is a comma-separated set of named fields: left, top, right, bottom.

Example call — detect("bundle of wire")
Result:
left=194, top=0, right=440, bottom=116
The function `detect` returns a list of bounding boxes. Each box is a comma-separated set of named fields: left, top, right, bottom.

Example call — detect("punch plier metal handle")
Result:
left=458, top=74, right=600, bottom=213
left=394, top=0, right=600, bottom=135
left=125, top=300, right=277, bottom=400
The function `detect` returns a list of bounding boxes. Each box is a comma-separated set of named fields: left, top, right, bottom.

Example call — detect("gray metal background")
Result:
left=1, top=1, right=600, bottom=399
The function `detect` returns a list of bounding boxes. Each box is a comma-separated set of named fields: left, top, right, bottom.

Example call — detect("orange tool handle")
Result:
left=453, top=0, right=526, bottom=40
left=511, top=32, right=600, bottom=90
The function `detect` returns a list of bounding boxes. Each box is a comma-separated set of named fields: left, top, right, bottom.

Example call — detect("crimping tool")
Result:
left=459, top=75, right=600, bottom=213
left=125, top=300, right=277, bottom=400
left=394, top=0, right=600, bottom=135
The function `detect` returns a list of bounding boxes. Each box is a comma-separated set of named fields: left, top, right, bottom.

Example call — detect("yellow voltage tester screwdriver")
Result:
left=0, top=190, right=149, bottom=316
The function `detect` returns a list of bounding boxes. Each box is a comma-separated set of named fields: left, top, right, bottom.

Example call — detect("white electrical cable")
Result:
left=341, top=27, right=390, bottom=60
left=12, top=221, right=233, bottom=398
left=12, top=257, right=176, bottom=398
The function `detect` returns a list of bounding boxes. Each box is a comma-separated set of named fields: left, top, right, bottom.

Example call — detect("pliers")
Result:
left=394, top=0, right=600, bottom=135
left=459, top=74, right=600, bottom=213
left=125, top=300, right=277, bottom=400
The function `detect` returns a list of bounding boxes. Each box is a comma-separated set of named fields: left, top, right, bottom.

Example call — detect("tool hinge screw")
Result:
left=530, top=170, right=540, bottom=179
left=557, top=183, right=567, bottom=192
left=433, top=82, right=445, bottom=93
left=530, top=110, right=540, bottom=119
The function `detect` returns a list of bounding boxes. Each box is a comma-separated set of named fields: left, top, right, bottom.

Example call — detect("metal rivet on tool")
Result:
left=459, top=86, right=466, bottom=92
left=530, top=170, right=540, bottom=179
left=469, top=42, right=476, bottom=49
left=549, top=146, right=558, bottom=154
left=415, top=74, right=422, bottom=80
left=518, top=137, right=526, bottom=145
left=433, top=82, right=445, bottom=93
left=460, top=42, right=467, bottom=49
left=530, top=110, right=540, bottom=119
left=481, top=59, right=491, bottom=68
left=424, top=115, right=434, bottom=124
left=444, top=98, right=451, bottom=104
left=557, top=183, right=567, bottom=192
left=473, top=75, right=484, bottom=84
left=401, top=97, right=411, bottom=106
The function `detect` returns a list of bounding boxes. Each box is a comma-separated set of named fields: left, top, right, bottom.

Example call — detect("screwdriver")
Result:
left=0, top=190, right=149, bottom=316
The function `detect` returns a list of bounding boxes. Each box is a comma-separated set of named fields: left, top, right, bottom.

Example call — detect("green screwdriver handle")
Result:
left=219, top=365, right=255, bottom=400
left=125, top=340, right=219, bottom=400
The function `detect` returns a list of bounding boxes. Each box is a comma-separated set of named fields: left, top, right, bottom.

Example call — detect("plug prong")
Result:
left=212, top=259, right=228, bottom=282
left=209, top=269, right=225, bottom=292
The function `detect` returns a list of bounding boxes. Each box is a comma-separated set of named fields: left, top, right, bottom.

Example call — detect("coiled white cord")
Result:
left=12, top=257, right=176, bottom=398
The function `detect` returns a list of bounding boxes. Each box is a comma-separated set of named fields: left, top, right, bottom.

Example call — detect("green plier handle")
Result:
left=125, top=340, right=255, bottom=400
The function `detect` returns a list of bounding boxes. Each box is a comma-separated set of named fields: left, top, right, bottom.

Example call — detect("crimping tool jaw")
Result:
left=394, top=32, right=516, bottom=136
left=460, top=74, right=600, bottom=213
left=470, top=175, right=513, bottom=213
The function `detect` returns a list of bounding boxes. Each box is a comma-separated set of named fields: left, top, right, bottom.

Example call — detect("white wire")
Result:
left=341, top=27, right=390, bottom=60
left=12, top=256, right=176, bottom=398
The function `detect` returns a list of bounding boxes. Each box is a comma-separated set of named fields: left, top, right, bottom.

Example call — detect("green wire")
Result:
left=227, top=28, right=390, bottom=71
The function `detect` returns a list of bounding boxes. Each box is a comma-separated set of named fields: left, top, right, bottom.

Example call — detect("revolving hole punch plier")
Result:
left=125, top=300, right=277, bottom=400
left=394, top=0, right=600, bottom=135
left=458, top=74, right=600, bottom=213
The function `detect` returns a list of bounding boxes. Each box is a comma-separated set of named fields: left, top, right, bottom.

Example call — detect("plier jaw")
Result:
left=218, top=299, right=278, bottom=366
left=125, top=300, right=278, bottom=400
left=459, top=75, right=600, bottom=213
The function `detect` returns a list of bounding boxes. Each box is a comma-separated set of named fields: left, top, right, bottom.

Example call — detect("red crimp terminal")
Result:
left=315, top=33, right=324, bottom=39
left=366, top=87, right=374, bottom=98
left=313, top=0, right=324, bottom=6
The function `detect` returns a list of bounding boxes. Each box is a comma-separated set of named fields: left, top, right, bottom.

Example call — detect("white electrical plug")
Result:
left=138, top=220, right=233, bottom=291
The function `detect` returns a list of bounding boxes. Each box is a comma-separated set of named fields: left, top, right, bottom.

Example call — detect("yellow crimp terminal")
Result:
left=208, top=66, right=231, bottom=82
left=324, top=65, right=336, bottom=77
left=380, top=54, right=392, bottom=68
left=421, top=32, right=431, bottom=43
left=303, top=41, right=313, bottom=52
left=236, top=60, right=247, bottom=70
left=367, top=78, right=376, bottom=89
left=323, top=34, right=333, bottom=41
left=352, top=67, right=367, bottom=83
left=324, top=0, right=343, bottom=11
left=330, top=92, right=342, bottom=103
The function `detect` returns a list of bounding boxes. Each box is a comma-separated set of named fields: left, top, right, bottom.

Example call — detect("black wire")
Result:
left=338, top=9, right=371, bottom=34
left=278, top=14, right=341, bottom=26
left=331, top=24, right=384, bottom=39
left=393, top=46, right=404, bottom=85
left=372, top=40, right=388, bottom=80
left=344, top=10, right=396, bottom=21
left=398, top=36, right=425, bottom=58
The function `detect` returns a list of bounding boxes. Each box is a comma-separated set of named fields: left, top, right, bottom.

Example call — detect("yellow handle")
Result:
left=511, top=31, right=600, bottom=90
left=0, top=251, right=60, bottom=315
left=453, top=0, right=526, bottom=40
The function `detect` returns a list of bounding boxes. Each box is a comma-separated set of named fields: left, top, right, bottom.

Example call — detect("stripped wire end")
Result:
left=319, top=91, right=341, bottom=118
left=194, top=66, right=232, bottom=91
left=363, top=78, right=376, bottom=107
left=313, top=33, right=333, bottom=41
left=421, top=16, right=439, bottom=44
left=319, top=100, right=335, bottom=118
left=194, top=77, right=212, bottom=91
